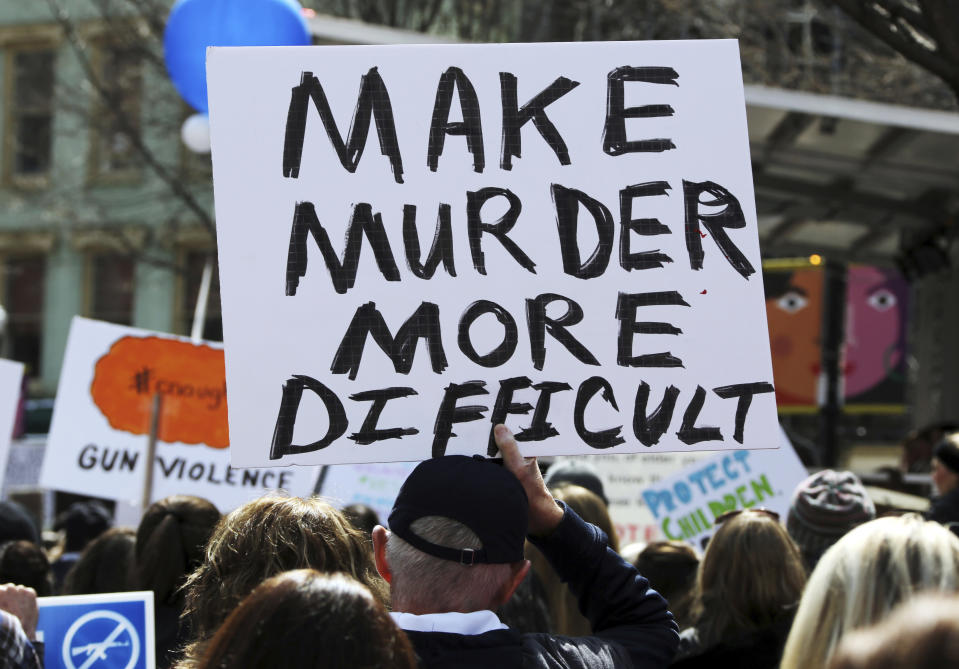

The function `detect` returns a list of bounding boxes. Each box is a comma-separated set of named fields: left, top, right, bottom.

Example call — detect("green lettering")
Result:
left=662, top=517, right=682, bottom=541
left=678, top=516, right=695, bottom=538
left=735, top=484, right=756, bottom=508
left=708, top=499, right=736, bottom=519
left=751, top=474, right=774, bottom=502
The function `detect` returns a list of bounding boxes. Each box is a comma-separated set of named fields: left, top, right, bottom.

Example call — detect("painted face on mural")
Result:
left=765, top=269, right=823, bottom=406
left=843, top=266, right=904, bottom=398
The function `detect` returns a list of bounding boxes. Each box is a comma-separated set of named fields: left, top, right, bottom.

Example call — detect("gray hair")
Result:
left=386, top=516, right=513, bottom=613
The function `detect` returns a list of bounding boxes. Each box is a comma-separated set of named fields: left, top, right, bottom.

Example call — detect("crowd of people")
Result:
left=1, top=426, right=959, bottom=668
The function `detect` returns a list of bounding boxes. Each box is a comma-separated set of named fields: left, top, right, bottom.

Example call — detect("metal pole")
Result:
left=191, top=255, right=214, bottom=343
left=818, top=259, right=847, bottom=467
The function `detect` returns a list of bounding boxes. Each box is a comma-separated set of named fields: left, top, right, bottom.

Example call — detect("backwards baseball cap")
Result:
left=388, top=455, right=529, bottom=565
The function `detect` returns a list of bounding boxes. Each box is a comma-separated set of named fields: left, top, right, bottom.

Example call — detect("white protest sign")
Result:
left=640, top=426, right=808, bottom=549
left=208, top=40, right=778, bottom=467
left=38, top=591, right=154, bottom=669
left=551, top=451, right=709, bottom=545
left=40, top=317, right=317, bottom=509
left=319, top=461, right=417, bottom=527
left=0, top=359, right=24, bottom=483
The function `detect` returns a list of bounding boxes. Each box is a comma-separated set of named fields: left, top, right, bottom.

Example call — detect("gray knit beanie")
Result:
left=786, top=469, right=875, bottom=569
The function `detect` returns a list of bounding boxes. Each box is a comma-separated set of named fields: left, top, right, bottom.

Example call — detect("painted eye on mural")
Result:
left=776, top=291, right=808, bottom=313
left=867, top=289, right=897, bottom=312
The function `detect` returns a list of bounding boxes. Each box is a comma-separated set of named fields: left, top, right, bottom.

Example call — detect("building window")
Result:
left=5, top=47, right=56, bottom=183
left=88, top=254, right=135, bottom=325
left=3, top=256, right=45, bottom=378
left=91, top=46, right=141, bottom=177
left=180, top=251, right=222, bottom=341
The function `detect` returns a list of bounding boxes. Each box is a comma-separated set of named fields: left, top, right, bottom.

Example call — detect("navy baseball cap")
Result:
left=388, top=455, right=529, bottom=565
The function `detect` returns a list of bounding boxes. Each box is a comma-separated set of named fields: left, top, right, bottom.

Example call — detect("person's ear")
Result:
left=491, top=559, right=531, bottom=609
left=372, top=525, right=392, bottom=584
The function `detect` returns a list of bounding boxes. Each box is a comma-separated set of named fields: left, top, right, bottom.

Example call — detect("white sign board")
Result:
left=0, top=359, right=24, bottom=484
left=208, top=40, right=778, bottom=467
left=640, top=426, right=808, bottom=549
left=41, top=318, right=317, bottom=509
left=552, top=451, right=709, bottom=545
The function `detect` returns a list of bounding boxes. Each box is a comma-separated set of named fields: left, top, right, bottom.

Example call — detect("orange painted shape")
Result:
left=90, top=336, right=229, bottom=448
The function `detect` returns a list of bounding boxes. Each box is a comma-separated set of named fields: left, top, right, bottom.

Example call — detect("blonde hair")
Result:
left=553, top=483, right=619, bottom=552
left=780, top=514, right=959, bottom=669
left=690, top=509, right=805, bottom=647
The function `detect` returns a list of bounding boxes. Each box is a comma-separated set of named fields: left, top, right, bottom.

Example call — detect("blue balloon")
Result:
left=164, top=0, right=311, bottom=113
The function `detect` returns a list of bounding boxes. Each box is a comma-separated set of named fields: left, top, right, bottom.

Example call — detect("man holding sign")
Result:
left=371, top=424, right=678, bottom=668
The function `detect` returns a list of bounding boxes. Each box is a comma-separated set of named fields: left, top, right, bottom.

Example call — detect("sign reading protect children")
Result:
left=641, top=426, right=808, bottom=549
left=207, top=40, right=778, bottom=467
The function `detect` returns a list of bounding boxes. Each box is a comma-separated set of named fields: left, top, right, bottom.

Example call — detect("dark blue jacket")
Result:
left=404, top=504, right=679, bottom=668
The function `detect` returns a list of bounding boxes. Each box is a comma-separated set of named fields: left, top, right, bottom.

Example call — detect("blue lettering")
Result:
left=705, top=463, right=724, bottom=489
left=722, top=454, right=739, bottom=480
left=688, top=468, right=710, bottom=495
left=642, top=489, right=674, bottom=519
left=733, top=449, right=751, bottom=473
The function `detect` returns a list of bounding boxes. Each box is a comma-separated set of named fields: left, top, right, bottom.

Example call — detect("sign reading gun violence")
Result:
left=207, top=40, right=779, bottom=467
left=41, top=318, right=317, bottom=509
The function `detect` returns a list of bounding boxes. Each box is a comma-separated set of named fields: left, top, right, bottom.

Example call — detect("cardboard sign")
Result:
left=40, top=318, right=317, bottom=509
left=319, top=462, right=418, bottom=527
left=208, top=41, right=778, bottom=467
left=640, top=426, right=807, bottom=549
left=0, top=359, right=24, bottom=482
left=37, top=591, right=155, bottom=669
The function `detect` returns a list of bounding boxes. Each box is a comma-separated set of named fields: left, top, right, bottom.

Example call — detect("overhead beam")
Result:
left=754, top=144, right=959, bottom=191
left=753, top=170, right=944, bottom=223
left=760, top=112, right=816, bottom=164
left=860, top=127, right=920, bottom=168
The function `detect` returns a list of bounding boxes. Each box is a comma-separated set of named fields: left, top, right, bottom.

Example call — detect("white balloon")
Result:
left=181, top=114, right=211, bottom=153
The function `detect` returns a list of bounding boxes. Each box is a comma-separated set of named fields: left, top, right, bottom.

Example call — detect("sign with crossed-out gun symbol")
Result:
left=62, top=609, right=140, bottom=669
